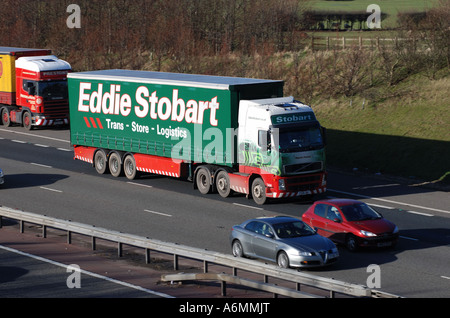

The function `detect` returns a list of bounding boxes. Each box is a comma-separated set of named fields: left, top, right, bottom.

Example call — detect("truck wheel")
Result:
left=251, top=177, right=267, bottom=205
left=1, top=108, right=10, bottom=127
left=216, top=170, right=232, bottom=198
left=123, top=155, right=137, bottom=180
left=23, top=112, right=33, bottom=130
left=109, top=152, right=122, bottom=177
left=94, top=150, right=109, bottom=174
left=196, top=167, right=212, bottom=194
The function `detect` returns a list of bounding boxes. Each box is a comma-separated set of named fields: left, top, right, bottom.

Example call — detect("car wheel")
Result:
left=232, top=240, right=244, bottom=258
left=277, top=251, right=290, bottom=268
left=346, top=234, right=358, bottom=252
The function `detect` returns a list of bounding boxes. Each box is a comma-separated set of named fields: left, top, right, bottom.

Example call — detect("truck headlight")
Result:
left=278, top=179, right=286, bottom=190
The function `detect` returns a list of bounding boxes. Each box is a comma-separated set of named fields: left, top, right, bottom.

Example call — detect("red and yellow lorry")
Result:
left=0, top=46, right=71, bottom=130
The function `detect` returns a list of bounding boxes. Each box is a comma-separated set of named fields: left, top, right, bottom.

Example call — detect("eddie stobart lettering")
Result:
left=77, top=83, right=220, bottom=126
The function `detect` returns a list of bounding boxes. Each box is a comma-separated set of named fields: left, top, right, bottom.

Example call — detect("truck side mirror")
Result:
left=258, top=130, right=271, bottom=151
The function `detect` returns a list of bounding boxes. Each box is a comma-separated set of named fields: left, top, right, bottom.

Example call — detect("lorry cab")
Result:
left=0, top=47, right=71, bottom=130
left=238, top=97, right=327, bottom=203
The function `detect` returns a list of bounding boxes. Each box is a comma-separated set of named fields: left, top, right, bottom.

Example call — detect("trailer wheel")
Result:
left=1, top=108, right=10, bottom=127
left=196, top=167, right=212, bottom=194
left=109, top=152, right=122, bottom=177
left=216, top=170, right=232, bottom=198
left=94, top=150, right=109, bottom=174
left=123, top=155, right=137, bottom=180
left=251, top=177, right=267, bottom=205
left=23, top=112, right=33, bottom=130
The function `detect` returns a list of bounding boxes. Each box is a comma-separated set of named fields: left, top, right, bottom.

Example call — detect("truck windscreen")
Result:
left=38, top=80, right=68, bottom=101
left=277, top=124, right=324, bottom=153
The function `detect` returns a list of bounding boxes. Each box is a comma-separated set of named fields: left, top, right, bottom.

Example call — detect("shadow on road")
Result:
left=326, top=129, right=450, bottom=187
left=306, top=227, right=450, bottom=273
left=0, top=266, right=29, bottom=283
left=1, top=173, right=69, bottom=189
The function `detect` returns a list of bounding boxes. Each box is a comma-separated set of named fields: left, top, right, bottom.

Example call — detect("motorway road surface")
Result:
left=0, top=126, right=449, bottom=297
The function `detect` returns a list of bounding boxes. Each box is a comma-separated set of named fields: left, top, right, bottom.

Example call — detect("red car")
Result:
left=302, top=199, right=399, bottom=251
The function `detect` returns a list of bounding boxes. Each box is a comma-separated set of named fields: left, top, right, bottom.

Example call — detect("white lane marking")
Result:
left=406, top=210, right=434, bottom=217
left=12, top=139, right=26, bottom=144
left=57, top=148, right=72, bottom=152
left=353, top=183, right=400, bottom=190
left=35, top=144, right=50, bottom=148
left=441, top=276, right=450, bottom=280
left=127, top=182, right=153, bottom=189
left=400, top=236, right=419, bottom=241
left=0, top=244, right=173, bottom=298
left=0, top=128, right=69, bottom=143
left=368, top=203, right=395, bottom=210
left=31, top=162, right=53, bottom=169
left=40, top=187, right=63, bottom=193
left=328, top=188, right=449, bottom=215
left=144, top=209, right=172, bottom=217
left=233, top=203, right=264, bottom=210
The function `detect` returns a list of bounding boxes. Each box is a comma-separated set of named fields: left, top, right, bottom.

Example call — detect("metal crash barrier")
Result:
left=0, top=206, right=401, bottom=298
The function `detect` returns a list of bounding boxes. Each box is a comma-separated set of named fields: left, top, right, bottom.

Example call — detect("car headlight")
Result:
left=393, top=226, right=399, bottom=234
left=278, top=179, right=286, bottom=190
left=298, top=251, right=313, bottom=257
left=360, top=230, right=377, bottom=237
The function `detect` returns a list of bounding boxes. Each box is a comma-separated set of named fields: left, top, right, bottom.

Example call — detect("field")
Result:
left=312, top=69, right=450, bottom=183
left=311, top=0, right=439, bottom=28
left=303, top=1, right=449, bottom=184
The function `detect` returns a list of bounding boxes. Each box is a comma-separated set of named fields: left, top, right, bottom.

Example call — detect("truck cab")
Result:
left=237, top=97, right=327, bottom=203
left=0, top=47, right=71, bottom=130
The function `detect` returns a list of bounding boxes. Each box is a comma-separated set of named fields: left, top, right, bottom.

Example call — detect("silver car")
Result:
left=0, top=168, right=4, bottom=185
left=230, top=216, right=339, bottom=268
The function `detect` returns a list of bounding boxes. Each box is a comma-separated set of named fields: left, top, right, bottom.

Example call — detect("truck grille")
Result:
left=42, top=100, right=69, bottom=118
left=284, top=173, right=322, bottom=192
left=284, top=162, right=322, bottom=174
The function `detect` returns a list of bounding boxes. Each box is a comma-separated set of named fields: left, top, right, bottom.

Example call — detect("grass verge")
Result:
left=313, top=72, right=450, bottom=184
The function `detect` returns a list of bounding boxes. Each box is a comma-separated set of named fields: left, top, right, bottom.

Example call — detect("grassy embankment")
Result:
left=313, top=72, right=450, bottom=184
left=304, top=0, right=449, bottom=184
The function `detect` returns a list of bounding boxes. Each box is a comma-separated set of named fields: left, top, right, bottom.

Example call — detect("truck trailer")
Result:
left=68, top=70, right=327, bottom=204
left=0, top=46, right=71, bottom=130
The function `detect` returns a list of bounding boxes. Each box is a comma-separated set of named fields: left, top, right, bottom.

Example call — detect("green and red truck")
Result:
left=0, top=46, right=71, bottom=129
left=68, top=70, right=327, bottom=204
